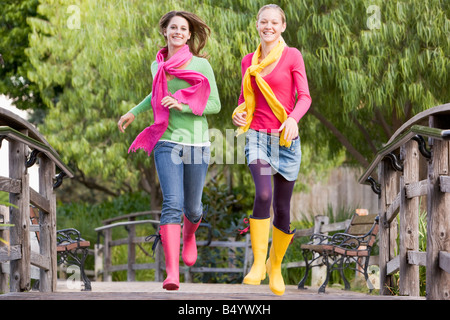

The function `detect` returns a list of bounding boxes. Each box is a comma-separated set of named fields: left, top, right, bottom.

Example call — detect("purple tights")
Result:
left=249, top=159, right=296, bottom=233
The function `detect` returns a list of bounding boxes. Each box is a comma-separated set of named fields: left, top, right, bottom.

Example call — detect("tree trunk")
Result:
left=309, top=108, right=369, bottom=168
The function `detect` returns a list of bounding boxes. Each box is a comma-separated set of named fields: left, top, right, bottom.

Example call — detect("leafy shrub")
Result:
left=57, top=191, right=151, bottom=244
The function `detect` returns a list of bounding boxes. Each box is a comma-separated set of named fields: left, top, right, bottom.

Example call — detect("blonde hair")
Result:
left=256, top=4, right=286, bottom=24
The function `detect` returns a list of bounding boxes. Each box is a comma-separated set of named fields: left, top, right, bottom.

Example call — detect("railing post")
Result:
left=38, top=156, right=57, bottom=292
left=104, top=228, right=112, bottom=281
left=154, top=241, right=163, bottom=282
left=399, top=141, right=420, bottom=296
left=8, top=134, right=31, bottom=292
left=127, top=217, right=136, bottom=281
left=426, top=115, right=450, bottom=300
left=378, top=160, right=399, bottom=295
left=311, top=215, right=329, bottom=287
left=94, top=243, right=104, bottom=281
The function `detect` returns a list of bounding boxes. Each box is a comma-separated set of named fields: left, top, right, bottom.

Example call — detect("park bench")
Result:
left=298, top=212, right=379, bottom=293
left=56, top=228, right=91, bottom=291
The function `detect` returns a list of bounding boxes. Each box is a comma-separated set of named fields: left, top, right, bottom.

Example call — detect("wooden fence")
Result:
left=359, top=103, right=450, bottom=299
left=92, top=210, right=379, bottom=288
left=0, top=107, right=73, bottom=292
left=93, top=211, right=251, bottom=282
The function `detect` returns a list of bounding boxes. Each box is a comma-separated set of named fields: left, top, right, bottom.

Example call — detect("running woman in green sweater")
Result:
left=118, top=11, right=220, bottom=291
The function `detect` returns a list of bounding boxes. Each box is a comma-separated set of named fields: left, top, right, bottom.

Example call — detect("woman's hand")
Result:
left=161, top=96, right=182, bottom=111
left=117, top=112, right=135, bottom=133
left=232, top=112, right=247, bottom=127
left=278, top=117, right=298, bottom=141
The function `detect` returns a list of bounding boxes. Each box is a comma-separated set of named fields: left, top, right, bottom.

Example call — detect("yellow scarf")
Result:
left=232, top=40, right=291, bottom=147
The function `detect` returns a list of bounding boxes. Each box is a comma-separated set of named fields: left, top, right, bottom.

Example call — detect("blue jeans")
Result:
left=154, top=141, right=210, bottom=225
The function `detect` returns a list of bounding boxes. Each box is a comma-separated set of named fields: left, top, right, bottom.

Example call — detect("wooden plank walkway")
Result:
left=0, top=281, right=424, bottom=300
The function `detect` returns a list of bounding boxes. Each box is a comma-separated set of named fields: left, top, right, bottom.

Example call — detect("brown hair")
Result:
left=159, top=11, right=211, bottom=57
left=256, top=4, right=286, bottom=24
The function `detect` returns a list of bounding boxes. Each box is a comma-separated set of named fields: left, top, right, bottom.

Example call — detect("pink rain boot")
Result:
left=159, top=224, right=181, bottom=290
left=182, top=217, right=201, bottom=266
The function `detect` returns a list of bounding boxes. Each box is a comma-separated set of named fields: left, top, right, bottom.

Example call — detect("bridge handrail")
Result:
left=358, top=103, right=450, bottom=300
left=0, top=111, right=73, bottom=293
left=100, top=211, right=161, bottom=225
left=0, top=107, right=52, bottom=147
left=0, top=126, right=74, bottom=179
left=94, top=219, right=160, bottom=232
left=358, top=124, right=450, bottom=186
left=93, top=212, right=249, bottom=282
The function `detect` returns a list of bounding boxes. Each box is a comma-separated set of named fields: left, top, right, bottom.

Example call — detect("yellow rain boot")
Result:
left=243, top=216, right=271, bottom=285
left=266, top=226, right=294, bottom=295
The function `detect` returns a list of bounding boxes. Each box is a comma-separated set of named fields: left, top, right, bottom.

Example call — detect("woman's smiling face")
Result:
left=256, top=8, right=286, bottom=44
left=165, top=15, right=191, bottom=48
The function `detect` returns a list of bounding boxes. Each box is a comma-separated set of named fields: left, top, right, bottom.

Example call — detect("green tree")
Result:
left=0, top=0, right=46, bottom=120
left=23, top=0, right=449, bottom=204
left=24, top=0, right=259, bottom=204
left=26, top=0, right=166, bottom=205
left=279, top=0, right=449, bottom=167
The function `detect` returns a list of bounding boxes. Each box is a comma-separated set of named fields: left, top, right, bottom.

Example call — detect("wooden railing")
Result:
left=94, top=211, right=251, bottom=282
left=94, top=211, right=162, bottom=281
left=359, top=103, right=450, bottom=300
left=93, top=210, right=382, bottom=291
left=0, top=107, right=73, bottom=292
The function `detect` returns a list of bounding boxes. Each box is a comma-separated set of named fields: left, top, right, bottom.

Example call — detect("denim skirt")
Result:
left=244, top=129, right=302, bottom=181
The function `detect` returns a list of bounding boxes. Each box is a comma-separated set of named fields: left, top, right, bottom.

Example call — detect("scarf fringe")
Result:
left=128, top=122, right=167, bottom=156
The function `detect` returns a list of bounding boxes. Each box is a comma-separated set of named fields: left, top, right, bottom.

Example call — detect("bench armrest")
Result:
left=57, top=228, right=85, bottom=246
left=329, top=232, right=370, bottom=250
left=308, top=233, right=333, bottom=244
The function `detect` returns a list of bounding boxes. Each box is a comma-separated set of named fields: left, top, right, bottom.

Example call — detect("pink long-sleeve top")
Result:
left=238, top=46, right=312, bottom=133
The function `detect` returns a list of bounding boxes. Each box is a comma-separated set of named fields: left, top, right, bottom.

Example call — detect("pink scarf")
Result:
left=128, top=45, right=211, bottom=155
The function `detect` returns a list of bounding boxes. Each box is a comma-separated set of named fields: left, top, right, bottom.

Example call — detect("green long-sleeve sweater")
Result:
left=129, top=56, right=221, bottom=145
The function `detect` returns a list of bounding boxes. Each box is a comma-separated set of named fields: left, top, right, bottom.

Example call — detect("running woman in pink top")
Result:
left=233, top=4, right=311, bottom=296
left=236, top=42, right=311, bottom=134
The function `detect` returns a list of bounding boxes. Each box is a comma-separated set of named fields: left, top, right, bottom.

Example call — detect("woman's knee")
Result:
left=183, top=206, right=203, bottom=224
left=255, top=188, right=272, bottom=205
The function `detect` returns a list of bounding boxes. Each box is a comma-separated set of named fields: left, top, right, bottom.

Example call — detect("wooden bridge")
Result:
left=0, top=107, right=73, bottom=293
left=1, top=104, right=450, bottom=300
left=359, top=103, right=450, bottom=299
left=0, top=280, right=422, bottom=301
